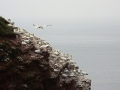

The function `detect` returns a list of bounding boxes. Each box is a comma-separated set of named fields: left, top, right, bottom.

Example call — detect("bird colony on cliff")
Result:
left=6, top=19, right=91, bottom=89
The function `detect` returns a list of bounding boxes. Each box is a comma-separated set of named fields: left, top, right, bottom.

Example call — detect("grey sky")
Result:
left=1, top=0, right=120, bottom=20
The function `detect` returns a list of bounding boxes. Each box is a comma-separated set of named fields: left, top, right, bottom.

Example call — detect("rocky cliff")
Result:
left=0, top=16, right=91, bottom=90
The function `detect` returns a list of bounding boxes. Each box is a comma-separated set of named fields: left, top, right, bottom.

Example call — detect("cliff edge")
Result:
left=0, top=16, right=91, bottom=90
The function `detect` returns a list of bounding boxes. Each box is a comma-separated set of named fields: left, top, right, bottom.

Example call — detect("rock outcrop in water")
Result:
left=0, top=16, right=91, bottom=90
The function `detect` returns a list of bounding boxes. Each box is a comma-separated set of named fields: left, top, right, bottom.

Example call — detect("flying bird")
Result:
left=33, top=24, right=52, bottom=29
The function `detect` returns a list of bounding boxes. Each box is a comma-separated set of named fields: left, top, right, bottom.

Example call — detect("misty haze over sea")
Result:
left=15, top=19, right=120, bottom=90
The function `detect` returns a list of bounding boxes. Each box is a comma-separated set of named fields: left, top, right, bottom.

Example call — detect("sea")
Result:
left=16, top=18, right=120, bottom=90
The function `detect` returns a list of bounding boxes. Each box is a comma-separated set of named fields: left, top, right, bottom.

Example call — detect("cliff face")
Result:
left=0, top=16, right=91, bottom=90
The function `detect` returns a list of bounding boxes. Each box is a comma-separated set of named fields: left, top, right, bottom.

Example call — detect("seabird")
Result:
left=29, top=33, right=34, bottom=39
left=20, top=29, right=28, bottom=34
left=7, top=19, right=11, bottom=22
left=80, top=70, right=88, bottom=76
left=13, top=29, right=22, bottom=34
left=7, top=19, right=14, bottom=26
left=59, top=60, right=64, bottom=63
left=21, top=41, right=27, bottom=45
left=34, top=49, right=40, bottom=53
left=69, top=72, right=75, bottom=77
left=33, top=24, right=52, bottom=29
left=62, top=73, right=68, bottom=77
left=24, top=39, right=30, bottom=43
left=34, top=45, right=41, bottom=53
left=54, top=69, right=60, bottom=72
left=64, top=68, right=69, bottom=73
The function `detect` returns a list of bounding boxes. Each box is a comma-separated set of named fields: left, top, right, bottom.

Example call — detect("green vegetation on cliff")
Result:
left=0, top=16, right=14, bottom=35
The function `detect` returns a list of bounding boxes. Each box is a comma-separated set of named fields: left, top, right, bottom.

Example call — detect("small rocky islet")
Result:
left=0, top=16, right=91, bottom=90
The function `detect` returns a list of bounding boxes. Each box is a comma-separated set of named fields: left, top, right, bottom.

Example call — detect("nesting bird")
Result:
left=24, top=39, right=30, bottom=43
left=69, top=72, right=75, bottom=77
left=61, top=73, right=68, bottom=78
left=34, top=45, right=41, bottom=53
left=80, top=70, right=88, bottom=76
left=34, top=49, right=40, bottom=53
left=10, top=19, right=90, bottom=88
left=54, top=69, right=60, bottom=72
left=21, top=41, right=27, bottom=45
left=64, top=68, right=69, bottom=73
left=7, top=19, right=14, bottom=26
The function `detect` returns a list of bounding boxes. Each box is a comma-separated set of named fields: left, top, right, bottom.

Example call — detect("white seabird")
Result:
left=64, top=68, right=69, bottom=73
left=34, top=46, right=41, bottom=54
left=61, top=73, right=68, bottom=78
left=24, top=39, right=30, bottom=43
left=54, top=69, right=60, bottom=72
left=7, top=19, right=11, bottom=22
left=7, top=19, right=14, bottom=26
left=80, top=70, right=88, bottom=76
left=21, top=41, right=27, bottom=45
left=33, top=24, right=52, bottom=29
left=14, top=29, right=22, bottom=34
left=69, top=72, right=75, bottom=77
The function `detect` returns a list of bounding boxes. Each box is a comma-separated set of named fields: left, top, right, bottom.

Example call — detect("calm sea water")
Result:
left=16, top=20, right=120, bottom=90
left=41, top=37, right=120, bottom=90
left=50, top=41, right=120, bottom=90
